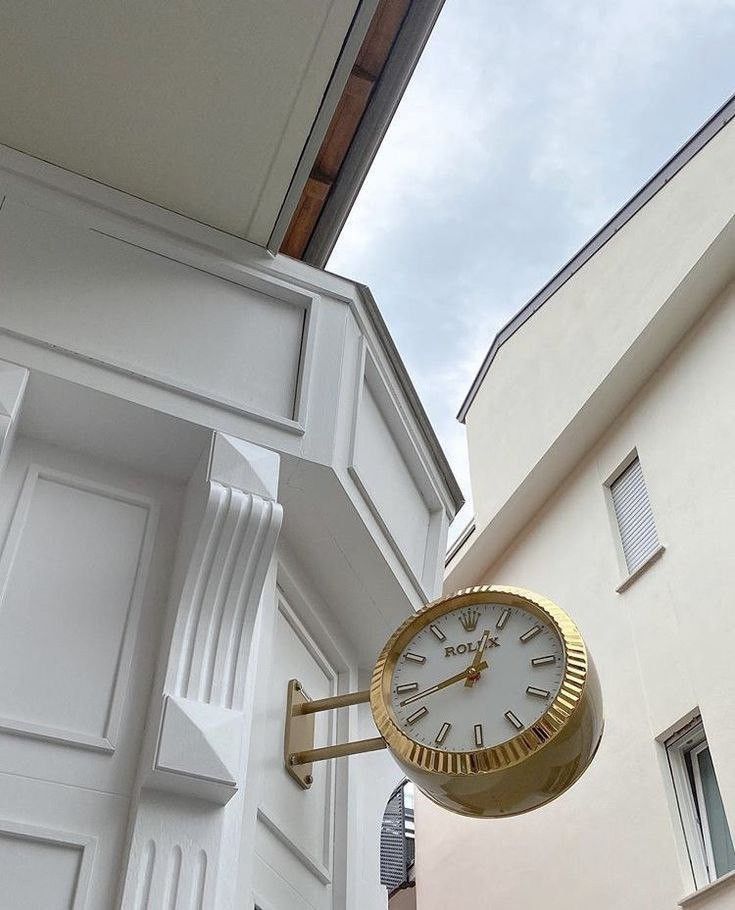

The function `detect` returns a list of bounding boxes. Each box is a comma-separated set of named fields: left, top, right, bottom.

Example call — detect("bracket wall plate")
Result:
left=284, top=679, right=315, bottom=789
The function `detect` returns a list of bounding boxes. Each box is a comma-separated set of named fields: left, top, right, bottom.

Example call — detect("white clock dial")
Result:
left=390, top=601, right=564, bottom=752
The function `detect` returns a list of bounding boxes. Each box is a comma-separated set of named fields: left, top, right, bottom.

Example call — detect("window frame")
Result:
left=603, top=448, right=665, bottom=591
left=666, top=719, right=734, bottom=890
left=690, top=741, right=719, bottom=879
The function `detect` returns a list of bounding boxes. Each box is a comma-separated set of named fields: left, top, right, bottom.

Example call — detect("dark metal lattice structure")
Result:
left=380, top=781, right=415, bottom=893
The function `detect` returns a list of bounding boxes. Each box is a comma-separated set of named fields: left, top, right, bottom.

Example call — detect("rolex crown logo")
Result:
left=458, top=608, right=481, bottom=633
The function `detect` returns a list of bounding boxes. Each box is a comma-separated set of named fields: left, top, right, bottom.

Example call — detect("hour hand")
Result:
left=399, top=661, right=488, bottom=706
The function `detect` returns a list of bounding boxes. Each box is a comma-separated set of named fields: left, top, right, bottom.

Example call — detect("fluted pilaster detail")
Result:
left=170, top=483, right=281, bottom=710
left=119, top=436, right=281, bottom=909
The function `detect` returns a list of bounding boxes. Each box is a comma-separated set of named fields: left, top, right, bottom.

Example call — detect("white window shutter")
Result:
left=610, top=457, right=659, bottom=573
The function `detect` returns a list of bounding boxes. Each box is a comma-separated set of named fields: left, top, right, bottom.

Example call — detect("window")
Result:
left=609, top=455, right=660, bottom=574
left=666, top=719, right=735, bottom=888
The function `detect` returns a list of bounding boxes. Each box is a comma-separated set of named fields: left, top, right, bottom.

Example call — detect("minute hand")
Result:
left=465, top=629, right=491, bottom=688
left=400, top=660, right=488, bottom=707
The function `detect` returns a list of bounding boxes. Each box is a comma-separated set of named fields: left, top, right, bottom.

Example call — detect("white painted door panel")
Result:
left=0, top=465, right=152, bottom=751
left=254, top=592, right=341, bottom=909
left=0, top=436, right=181, bottom=907
left=0, top=825, right=90, bottom=910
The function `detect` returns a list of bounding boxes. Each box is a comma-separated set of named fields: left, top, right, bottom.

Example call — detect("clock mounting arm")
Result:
left=284, top=679, right=386, bottom=790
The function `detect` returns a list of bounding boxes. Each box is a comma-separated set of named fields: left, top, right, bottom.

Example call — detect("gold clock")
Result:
left=369, top=585, right=603, bottom=818
left=285, top=585, right=603, bottom=819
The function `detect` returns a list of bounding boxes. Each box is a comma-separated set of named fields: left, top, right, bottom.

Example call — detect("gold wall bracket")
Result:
left=284, top=678, right=386, bottom=789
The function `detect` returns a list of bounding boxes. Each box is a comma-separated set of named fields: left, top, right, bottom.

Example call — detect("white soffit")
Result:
left=0, top=0, right=360, bottom=245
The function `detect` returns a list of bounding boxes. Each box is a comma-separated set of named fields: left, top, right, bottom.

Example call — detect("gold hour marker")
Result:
left=407, top=706, right=428, bottom=725
left=526, top=685, right=550, bottom=698
left=496, top=608, right=511, bottom=630
left=405, top=652, right=426, bottom=663
left=396, top=683, right=419, bottom=694
left=520, top=625, right=542, bottom=642
left=430, top=624, right=446, bottom=641
left=531, top=655, right=556, bottom=667
left=435, top=722, right=451, bottom=745
left=474, top=724, right=484, bottom=747
left=505, top=710, right=523, bottom=730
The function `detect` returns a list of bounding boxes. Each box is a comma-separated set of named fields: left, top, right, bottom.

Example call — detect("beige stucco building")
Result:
left=416, top=93, right=735, bottom=909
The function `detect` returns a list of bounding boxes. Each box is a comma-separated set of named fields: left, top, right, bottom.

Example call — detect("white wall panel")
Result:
left=0, top=768, right=131, bottom=910
left=0, top=197, right=308, bottom=424
left=0, top=820, right=94, bottom=910
left=350, top=363, right=436, bottom=593
left=257, top=597, right=336, bottom=885
left=0, top=465, right=156, bottom=752
left=253, top=833, right=319, bottom=910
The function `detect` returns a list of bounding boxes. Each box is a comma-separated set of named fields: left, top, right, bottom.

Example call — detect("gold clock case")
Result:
left=370, top=585, right=604, bottom=818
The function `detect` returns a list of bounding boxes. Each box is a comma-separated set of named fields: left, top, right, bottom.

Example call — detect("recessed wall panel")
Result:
left=0, top=828, right=85, bottom=910
left=0, top=467, right=152, bottom=750
left=257, top=597, right=335, bottom=885
left=0, top=198, right=308, bottom=422
left=352, top=379, right=431, bottom=582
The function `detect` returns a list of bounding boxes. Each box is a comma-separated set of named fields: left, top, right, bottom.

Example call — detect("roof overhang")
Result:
left=279, top=0, right=446, bottom=265
left=0, top=0, right=444, bottom=253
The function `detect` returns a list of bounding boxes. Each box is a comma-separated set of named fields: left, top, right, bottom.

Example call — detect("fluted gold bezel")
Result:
left=370, top=585, right=588, bottom=776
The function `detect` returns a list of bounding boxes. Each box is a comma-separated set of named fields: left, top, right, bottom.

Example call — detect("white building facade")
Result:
left=0, top=3, right=461, bottom=908
left=418, top=95, right=735, bottom=910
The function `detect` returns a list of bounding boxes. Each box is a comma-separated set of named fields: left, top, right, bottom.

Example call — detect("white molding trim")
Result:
left=680, top=868, right=735, bottom=906
left=0, top=717, right=114, bottom=754
left=0, top=818, right=97, bottom=910
left=275, top=552, right=354, bottom=678
left=292, top=293, right=320, bottom=431
left=0, top=463, right=158, bottom=753
left=615, top=543, right=666, bottom=593
left=0, top=318, right=307, bottom=436
left=0, top=360, right=28, bottom=479
left=257, top=808, right=331, bottom=886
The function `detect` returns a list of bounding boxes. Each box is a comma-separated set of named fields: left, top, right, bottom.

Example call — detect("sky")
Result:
left=328, top=0, right=735, bottom=536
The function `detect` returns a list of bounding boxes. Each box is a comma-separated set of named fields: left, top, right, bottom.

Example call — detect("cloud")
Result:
left=329, top=0, right=735, bottom=539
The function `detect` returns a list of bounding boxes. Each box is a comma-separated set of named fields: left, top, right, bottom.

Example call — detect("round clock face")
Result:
left=390, top=600, right=565, bottom=752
